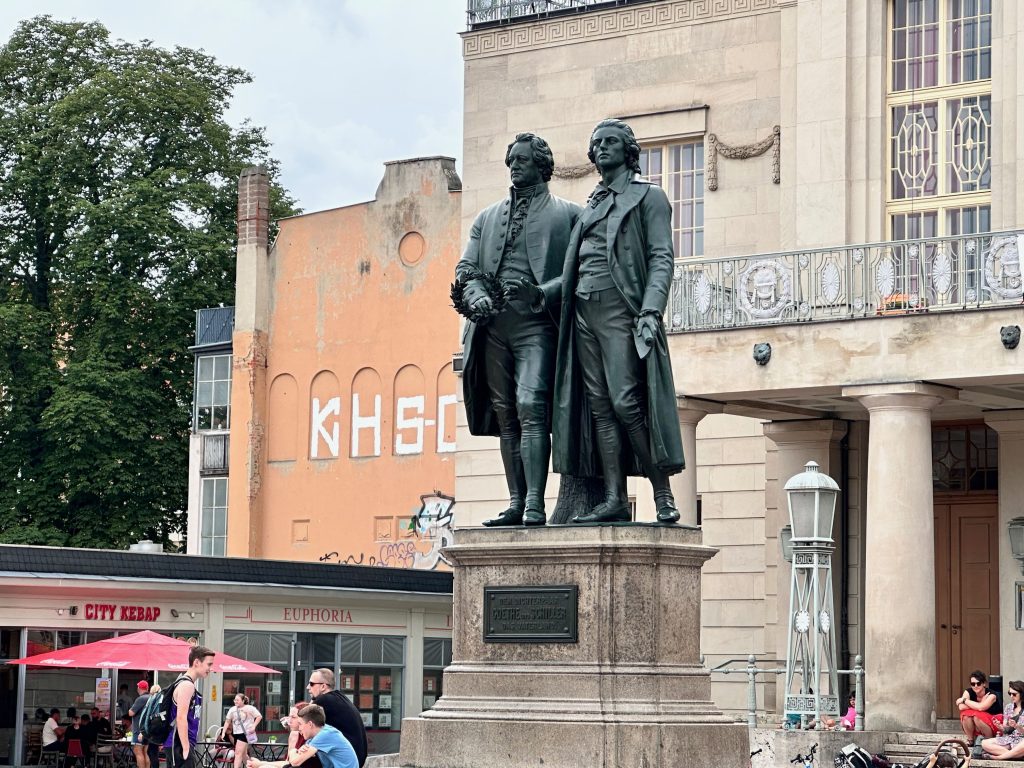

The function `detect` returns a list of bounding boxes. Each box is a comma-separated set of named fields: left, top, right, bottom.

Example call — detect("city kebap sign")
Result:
left=84, top=603, right=161, bottom=621
left=483, top=586, right=578, bottom=643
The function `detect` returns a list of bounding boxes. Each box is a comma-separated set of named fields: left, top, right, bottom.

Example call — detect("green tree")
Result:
left=0, top=16, right=298, bottom=548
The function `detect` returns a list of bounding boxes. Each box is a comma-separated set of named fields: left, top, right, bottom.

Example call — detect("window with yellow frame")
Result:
left=638, top=139, right=705, bottom=260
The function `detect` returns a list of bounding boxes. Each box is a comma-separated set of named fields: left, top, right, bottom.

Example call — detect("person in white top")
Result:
left=220, top=694, right=262, bottom=768
left=42, top=708, right=64, bottom=752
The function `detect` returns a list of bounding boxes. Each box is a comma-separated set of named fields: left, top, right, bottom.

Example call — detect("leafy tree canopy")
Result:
left=0, top=16, right=298, bottom=549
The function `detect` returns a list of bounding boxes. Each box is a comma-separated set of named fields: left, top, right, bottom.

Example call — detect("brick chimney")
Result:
left=237, top=165, right=270, bottom=249
left=229, top=165, right=271, bottom=558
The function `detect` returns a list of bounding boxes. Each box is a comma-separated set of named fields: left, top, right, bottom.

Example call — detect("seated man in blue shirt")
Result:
left=290, top=705, right=357, bottom=768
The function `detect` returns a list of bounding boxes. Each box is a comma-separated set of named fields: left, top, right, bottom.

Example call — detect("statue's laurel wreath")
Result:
left=450, top=269, right=507, bottom=323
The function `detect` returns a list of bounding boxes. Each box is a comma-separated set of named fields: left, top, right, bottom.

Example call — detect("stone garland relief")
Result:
left=463, top=0, right=778, bottom=58
left=706, top=125, right=781, bottom=191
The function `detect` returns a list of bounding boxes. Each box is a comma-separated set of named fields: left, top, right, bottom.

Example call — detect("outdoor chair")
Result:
left=64, top=739, right=86, bottom=768
left=38, top=747, right=64, bottom=767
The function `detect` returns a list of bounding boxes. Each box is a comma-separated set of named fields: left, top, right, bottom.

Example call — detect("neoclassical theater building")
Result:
left=453, top=0, right=1023, bottom=732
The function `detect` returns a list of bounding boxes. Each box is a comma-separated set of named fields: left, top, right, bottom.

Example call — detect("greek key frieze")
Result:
left=464, top=0, right=778, bottom=59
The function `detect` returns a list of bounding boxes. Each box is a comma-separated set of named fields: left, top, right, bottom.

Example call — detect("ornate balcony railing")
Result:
left=467, top=0, right=653, bottom=28
left=665, top=230, right=1024, bottom=333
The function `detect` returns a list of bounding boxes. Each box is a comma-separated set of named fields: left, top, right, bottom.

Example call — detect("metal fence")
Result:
left=709, top=654, right=865, bottom=730
left=666, top=231, right=1024, bottom=333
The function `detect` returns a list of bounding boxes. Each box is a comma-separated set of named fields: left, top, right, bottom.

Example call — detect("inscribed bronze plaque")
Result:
left=483, top=585, right=578, bottom=643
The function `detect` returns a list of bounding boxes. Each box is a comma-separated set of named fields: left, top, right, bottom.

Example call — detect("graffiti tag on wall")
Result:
left=322, top=491, right=456, bottom=570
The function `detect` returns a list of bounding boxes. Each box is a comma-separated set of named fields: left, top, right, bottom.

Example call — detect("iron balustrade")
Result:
left=666, top=230, right=1024, bottom=333
left=466, top=0, right=653, bottom=28
left=707, top=653, right=865, bottom=730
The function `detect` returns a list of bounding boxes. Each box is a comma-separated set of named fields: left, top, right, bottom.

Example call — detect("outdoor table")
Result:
left=95, top=739, right=134, bottom=768
left=190, top=741, right=287, bottom=768
left=250, top=743, right=288, bottom=762
left=189, top=742, right=225, bottom=768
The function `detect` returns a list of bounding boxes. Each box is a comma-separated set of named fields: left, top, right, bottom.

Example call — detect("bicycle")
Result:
left=791, top=742, right=819, bottom=768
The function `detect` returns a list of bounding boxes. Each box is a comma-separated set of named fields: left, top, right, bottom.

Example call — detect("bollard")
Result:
left=854, top=655, right=864, bottom=731
left=746, top=654, right=758, bottom=728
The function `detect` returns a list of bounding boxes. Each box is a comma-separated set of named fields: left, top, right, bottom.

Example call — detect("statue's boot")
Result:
left=573, top=501, right=631, bottom=523
left=572, top=425, right=630, bottom=523
left=626, top=424, right=681, bottom=525
left=521, top=433, right=549, bottom=527
left=482, top=435, right=526, bottom=527
left=653, top=490, right=681, bottom=524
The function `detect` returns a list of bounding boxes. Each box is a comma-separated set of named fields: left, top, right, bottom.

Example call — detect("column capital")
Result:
left=984, top=409, right=1024, bottom=435
left=843, top=382, right=957, bottom=412
left=676, top=396, right=723, bottom=423
left=763, top=418, right=848, bottom=446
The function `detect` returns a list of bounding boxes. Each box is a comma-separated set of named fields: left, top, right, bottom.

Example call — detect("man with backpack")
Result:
left=162, top=645, right=216, bottom=768
left=128, top=680, right=152, bottom=768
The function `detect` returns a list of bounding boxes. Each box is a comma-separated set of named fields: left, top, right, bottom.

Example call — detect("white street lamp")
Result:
left=783, top=461, right=841, bottom=727
left=780, top=524, right=794, bottom=564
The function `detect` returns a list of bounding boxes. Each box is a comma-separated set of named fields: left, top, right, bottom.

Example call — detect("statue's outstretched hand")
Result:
left=505, top=278, right=544, bottom=310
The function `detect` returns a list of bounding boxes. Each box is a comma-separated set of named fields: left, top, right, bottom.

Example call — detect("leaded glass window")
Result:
left=932, top=424, right=997, bottom=492
left=887, top=1, right=991, bottom=240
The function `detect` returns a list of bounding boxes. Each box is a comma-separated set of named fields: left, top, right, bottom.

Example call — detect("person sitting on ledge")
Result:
left=958, top=669, right=1001, bottom=742
left=981, top=679, right=1024, bottom=761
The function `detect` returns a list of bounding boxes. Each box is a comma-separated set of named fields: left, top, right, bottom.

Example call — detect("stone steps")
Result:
left=882, top=732, right=1002, bottom=767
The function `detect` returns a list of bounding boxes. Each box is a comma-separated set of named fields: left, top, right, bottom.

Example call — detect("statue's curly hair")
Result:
left=505, top=132, right=555, bottom=182
left=587, top=118, right=641, bottom=176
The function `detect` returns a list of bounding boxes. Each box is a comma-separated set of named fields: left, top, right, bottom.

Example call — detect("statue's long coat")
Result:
left=457, top=185, right=581, bottom=436
left=551, top=177, right=685, bottom=477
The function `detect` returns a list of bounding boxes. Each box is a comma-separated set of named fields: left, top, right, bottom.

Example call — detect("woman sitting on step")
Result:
left=957, top=669, right=1001, bottom=741
left=981, top=680, right=1024, bottom=761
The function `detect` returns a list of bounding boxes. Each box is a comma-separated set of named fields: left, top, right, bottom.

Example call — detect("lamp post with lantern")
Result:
left=783, top=461, right=842, bottom=727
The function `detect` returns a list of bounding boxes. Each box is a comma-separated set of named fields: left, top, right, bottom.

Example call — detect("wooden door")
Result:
left=935, top=496, right=1000, bottom=718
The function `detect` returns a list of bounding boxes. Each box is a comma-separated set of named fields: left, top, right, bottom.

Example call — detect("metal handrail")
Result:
left=707, top=653, right=865, bottom=730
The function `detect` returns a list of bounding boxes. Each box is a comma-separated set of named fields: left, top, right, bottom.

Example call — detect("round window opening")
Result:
left=399, top=231, right=426, bottom=266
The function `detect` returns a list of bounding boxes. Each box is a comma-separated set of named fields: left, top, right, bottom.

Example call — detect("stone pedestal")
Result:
left=397, top=524, right=747, bottom=768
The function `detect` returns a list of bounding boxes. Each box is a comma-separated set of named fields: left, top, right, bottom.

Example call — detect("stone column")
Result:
left=844, top=383, right=955, bottom=731
left=637, top=397, right=723, bottom=523
left=204, top=597, right=227, bottom=738
left=762, top=419, right=848, bottom=713
left=673, top=397, right=723, bottom=527
left=982, top=410, right=1024, bottom=683
left=405, top=609, right=426, bottom=719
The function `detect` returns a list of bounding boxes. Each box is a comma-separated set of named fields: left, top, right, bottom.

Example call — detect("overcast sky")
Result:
left=0, top=0, right=467, bottom=213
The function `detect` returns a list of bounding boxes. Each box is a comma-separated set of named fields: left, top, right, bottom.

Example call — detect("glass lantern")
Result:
left=784, top=461, right=840, bottom=543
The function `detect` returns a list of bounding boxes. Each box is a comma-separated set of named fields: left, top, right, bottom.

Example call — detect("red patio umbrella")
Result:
left=7, top=630, right=279, bottom=673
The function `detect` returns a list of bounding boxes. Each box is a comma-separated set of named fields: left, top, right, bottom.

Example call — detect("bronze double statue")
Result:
left=453, top=120, right=684, bottom=526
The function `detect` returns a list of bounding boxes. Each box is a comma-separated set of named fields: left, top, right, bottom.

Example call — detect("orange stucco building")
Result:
left=186, top=158, right=463, bottom=567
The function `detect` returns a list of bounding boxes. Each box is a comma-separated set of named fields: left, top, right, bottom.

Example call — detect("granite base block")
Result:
left=399, top=717, right=748, bottom=768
